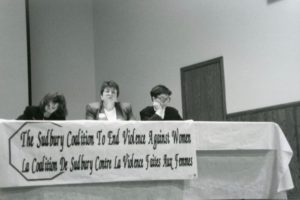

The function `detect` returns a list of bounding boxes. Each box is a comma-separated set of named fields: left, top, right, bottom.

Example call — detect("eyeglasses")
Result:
left=156, top=95, right=170, bottom=103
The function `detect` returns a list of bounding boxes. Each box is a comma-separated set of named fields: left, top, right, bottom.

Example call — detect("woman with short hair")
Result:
left=86, top=80, right=135, bottom=120
left=140, top=85, right=182, bottom=120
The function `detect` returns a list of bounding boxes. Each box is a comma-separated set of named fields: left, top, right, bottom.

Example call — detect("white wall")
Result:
left=93, top=0, right=300, bottom=116
left=29, top=0, right=96, bottom=119
left=29, top=0, right=300, bottom=119
left=0, top=0, right=28, bottom=119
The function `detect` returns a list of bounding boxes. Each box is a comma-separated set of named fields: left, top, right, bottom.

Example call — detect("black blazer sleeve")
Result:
left=166, top=107, right=183, bottom=120
left=140, top=106, right=163, bottom=120
left=17, top=106, right=40, bottom=120
left=140, top=106, right=183, bottom=121
left=17, top=107, right=29, bottom=120
left=17, top=106, right=66, bottom=120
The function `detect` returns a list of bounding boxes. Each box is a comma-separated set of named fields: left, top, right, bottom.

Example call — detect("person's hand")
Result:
left=153, top=100, right=163, bottom=111
left=155, top=95, right=170, bottom=109
left=160, top=100, right=169, bottom=109
left=153, top=99, right=165, bottom=118
left=44, top=102, right=59, bottom=118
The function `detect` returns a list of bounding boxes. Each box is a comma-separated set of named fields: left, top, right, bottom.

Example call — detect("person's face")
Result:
left=153, top=94, right=171, bottom=105
left=101, top=87, right=118, bottom=102
left=44, top=101, right=59, bottom=115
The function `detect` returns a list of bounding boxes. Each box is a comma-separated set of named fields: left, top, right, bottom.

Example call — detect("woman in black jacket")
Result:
left=17, top=93, right=68, bottom=120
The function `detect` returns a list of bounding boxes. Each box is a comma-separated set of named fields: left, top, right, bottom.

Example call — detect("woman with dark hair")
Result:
left=86, top=80, right=135, bottom=120
left=17, top=93, right=68, bottom=120
left=140, top=84, right=182, bottom=120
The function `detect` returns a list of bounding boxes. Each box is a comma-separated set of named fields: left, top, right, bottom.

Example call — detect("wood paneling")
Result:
left=227, top=102, right=300, bottom=200
left=180, top=57, right=298, bottom=199
left=181, top=57, right=226, bottom=121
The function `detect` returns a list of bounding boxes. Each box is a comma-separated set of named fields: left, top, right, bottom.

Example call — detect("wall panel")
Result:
left=227, top=102, right=300, bottom=200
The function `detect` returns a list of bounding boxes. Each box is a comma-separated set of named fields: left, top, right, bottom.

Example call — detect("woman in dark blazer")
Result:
left=140, top=85, right=182, bottom=121
left=17, top=93, right=68, bottom=120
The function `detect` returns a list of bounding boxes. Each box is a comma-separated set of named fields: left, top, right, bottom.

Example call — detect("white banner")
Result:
left=0, top=120, right=197, bottom=188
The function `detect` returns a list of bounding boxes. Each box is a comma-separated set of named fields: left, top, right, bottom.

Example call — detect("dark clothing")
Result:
left=140, top=106, right=182, bottom=120
left=17, top=106, right=66, bottom=120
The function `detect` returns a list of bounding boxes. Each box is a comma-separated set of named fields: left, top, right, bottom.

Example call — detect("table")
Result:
left=0, top=120, right=294, bottom=200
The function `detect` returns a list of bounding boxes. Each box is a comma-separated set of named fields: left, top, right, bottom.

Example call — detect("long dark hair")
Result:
left=39, top=93, right=68, bottom=118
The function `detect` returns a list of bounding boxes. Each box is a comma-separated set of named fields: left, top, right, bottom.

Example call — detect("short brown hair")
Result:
left=100, top=80, right=120, bottom=97
left=150, top=85, right=172, bottom=98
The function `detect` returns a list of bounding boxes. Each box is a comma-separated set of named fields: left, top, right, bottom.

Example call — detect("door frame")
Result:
left=180, top=56, right=227, bottom=120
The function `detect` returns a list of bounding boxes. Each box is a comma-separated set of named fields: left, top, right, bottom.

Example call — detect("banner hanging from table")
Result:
left=0, top=120, right=197, bottom=188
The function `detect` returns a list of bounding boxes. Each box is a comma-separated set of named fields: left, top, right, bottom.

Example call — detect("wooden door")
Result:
left=181, top=57, right=226, bottom=120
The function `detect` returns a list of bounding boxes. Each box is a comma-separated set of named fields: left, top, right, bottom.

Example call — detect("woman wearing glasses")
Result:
left=140, top=85, right=182, bottom=120
left=86, top=80, right=135, bottom=120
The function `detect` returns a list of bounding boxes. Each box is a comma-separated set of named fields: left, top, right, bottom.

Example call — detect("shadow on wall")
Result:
left=267, top=0, right=284, bottom=4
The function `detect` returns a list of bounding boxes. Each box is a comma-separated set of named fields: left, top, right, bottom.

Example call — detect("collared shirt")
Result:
left=154, top=107, right=166, bottom=119
left=104, top=107, right=117, bottom=121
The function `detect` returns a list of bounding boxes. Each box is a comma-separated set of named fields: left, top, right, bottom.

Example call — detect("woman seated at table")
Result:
left=140, top=84, right=182, bottom=120
left=86, top=80, right=135, bottom=120
left=17, top=92, right=68, bottom=120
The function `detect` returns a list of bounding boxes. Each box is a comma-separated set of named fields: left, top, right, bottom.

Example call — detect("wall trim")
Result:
left=227, top=100, right=300, bottom=118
